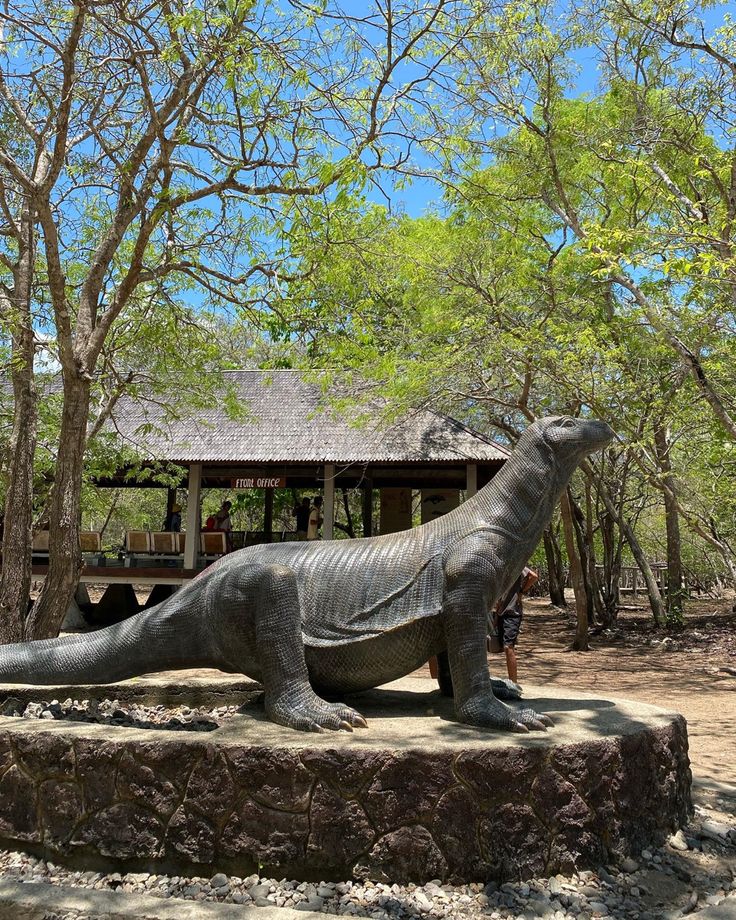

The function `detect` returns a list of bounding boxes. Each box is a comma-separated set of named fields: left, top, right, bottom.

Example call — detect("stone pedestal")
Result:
left=0, top=679, right=691, bottom=883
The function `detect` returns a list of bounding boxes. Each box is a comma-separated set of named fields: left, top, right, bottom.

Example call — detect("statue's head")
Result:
left=520, top=416, right=614, bottom=473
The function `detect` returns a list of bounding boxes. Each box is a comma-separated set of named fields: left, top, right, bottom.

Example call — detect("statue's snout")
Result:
left=582, top=419, right=614, bottom=449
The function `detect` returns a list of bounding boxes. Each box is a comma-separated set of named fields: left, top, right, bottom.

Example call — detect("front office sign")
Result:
left=231, top=476, right=286, bottom=489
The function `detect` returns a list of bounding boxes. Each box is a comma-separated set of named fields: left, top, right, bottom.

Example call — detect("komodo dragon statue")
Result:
left=0, top=416, right=612, bottom=734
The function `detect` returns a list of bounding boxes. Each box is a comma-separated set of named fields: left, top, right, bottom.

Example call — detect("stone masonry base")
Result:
left=0, top=678, right=691, bottom=884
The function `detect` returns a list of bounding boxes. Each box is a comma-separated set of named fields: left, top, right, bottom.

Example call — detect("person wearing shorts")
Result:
left=492, top=566, right=538, bottom=685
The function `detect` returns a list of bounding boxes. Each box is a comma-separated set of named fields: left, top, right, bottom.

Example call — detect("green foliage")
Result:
left=277, top=2, right=736, bottom=581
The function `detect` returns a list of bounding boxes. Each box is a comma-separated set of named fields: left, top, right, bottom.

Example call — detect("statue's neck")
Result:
left=467, top=441, right=564, bottom=545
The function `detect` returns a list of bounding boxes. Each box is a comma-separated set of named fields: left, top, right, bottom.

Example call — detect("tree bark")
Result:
left=341, top=488, right=355, bottom=539
left=584, top=478, right=605, bottom=624
left=25, top=375, right=90, bottom=639
left=581, top=460, right=666, bottom=625
left=569, top=492, right=596, bottom=626
left=598, top=504, right=621, bottom=627
left=653, top=420, right=685, bottom=623
left=0, top=193, right=37, bottom=644
left=560, top=489, right=589, bottom=651
left=543, top=524, right=567, bottom=607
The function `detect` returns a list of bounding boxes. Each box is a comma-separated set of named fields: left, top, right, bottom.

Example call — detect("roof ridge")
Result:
left=425, top=408, right=512, bottom=457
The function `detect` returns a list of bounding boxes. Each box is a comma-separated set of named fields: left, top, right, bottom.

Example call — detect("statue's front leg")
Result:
left=249, top=563, right=368, bottom=732
left=443, top=550, right=552, bottom=733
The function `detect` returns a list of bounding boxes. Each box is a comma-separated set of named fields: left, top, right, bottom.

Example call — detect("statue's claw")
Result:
left=331, top=705, right=368, bottom=730
left=457, top=693, right=554, bottom=734
left=267, top=688, right=367, bottom=733
left=514, top=707, right=553, bottom=731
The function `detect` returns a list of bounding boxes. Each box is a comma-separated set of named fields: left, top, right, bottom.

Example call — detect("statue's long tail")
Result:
left=0, top=601, right=218, bottom=686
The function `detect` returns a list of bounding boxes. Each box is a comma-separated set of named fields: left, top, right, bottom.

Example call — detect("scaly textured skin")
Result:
left=0, top=416, right=612, bottom=734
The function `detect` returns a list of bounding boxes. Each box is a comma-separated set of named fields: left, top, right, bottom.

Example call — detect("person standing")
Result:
left=163, top=504, right=182, bottom=532
left=491, top=566, right=538, bottom=686
left=293, top=497, right=311, bottom=540
left=214, top=500, right=232, bottom=532
left=307, top=496, right=323, bottom=541
left=214, top=500, right=233, bottom=550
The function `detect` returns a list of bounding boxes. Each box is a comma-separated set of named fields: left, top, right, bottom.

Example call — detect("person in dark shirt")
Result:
left=307, top=496, right=323, bottom=540
left=491, top=566, right=538, bottom=686
left=293, top=497, right=311, bottom=540
left=163, top=504, right=182, bottom=532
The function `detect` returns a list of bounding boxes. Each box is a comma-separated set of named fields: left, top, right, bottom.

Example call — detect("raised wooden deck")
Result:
left=32, top=564, right=198, bottom=586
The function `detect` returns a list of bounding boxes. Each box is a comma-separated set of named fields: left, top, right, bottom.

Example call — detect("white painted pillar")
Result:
left=184, top=463, right=202, bottom=569
left=323, top=463, right=335, bottom=540
left=466, top=463, right=478, bottom=498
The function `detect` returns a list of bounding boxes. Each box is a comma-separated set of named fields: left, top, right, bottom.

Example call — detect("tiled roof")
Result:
left=110, top=370, right=510, bottom=465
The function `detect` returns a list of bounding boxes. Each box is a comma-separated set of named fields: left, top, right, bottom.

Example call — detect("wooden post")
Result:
left=466, top=463, right=478, bottom=498
left=264, top=488, right=274, bottom=542
left=362, top=481, right=373, bottom=537
left=323, top=463, right=335, bottom=540
left=166, top=487, right=176, bottom=526
left=184, top=464, right=202, bottom=570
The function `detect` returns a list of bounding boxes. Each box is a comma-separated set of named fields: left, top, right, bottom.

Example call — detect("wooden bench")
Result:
left=32, top=531, right=50, bottom=553
left=177, top=532, right=228, bottom=556
left=200, top=531, right=227, bottom=556
left=33, top=531, right=102, bottom=555
left=151, top=532, right=177, bottom=555
left=124, top=531, right=227, bottom=565
left=125, top=531, right=151, bottom=554
left=80, top=532, right=102, bottom=553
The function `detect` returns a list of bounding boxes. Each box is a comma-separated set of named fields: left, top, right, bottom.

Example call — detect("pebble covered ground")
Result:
left=0, top=785, right=733, bottom=920
left=1, top=696, right=241, bottom=731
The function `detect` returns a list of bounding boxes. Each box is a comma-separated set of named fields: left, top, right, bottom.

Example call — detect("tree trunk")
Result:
left=543, top=524, right=567, bottom=607
left=560, top=489, right=589, bottom=651
left=584, top=478, right=605, bottom=623
left=653, top=420, right=685, bottom=624
left=598, top=505, right=621, bottom=627
left=0, top=353, right=37, bottom=644
left=25, top=375, right=91, bottom=639
left=341, top=488, right=355, bottom=539
left=581, top=459, right=666, bottom=625
left=583, top=462, right=621, bottom=628
left=0, top=196, right=37, bottom=644
left=622, top=519, right=667, bottom=626
left=569, top=492, right=596, bottom=626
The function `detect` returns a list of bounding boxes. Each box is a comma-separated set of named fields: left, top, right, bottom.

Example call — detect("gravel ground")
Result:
left=1, top=696, right=240, bottom=731
left=0, top=786, right=733, bottom=920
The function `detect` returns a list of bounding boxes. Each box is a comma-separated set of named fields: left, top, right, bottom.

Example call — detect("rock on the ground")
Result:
left=669, top=830, right=689, bottom=851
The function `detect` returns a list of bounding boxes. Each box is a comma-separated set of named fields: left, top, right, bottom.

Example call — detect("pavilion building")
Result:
left=101, top=369, right=510, bottom=569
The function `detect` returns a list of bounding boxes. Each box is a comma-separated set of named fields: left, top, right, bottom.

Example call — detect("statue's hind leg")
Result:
left=251, top=563, right=367, bottom=733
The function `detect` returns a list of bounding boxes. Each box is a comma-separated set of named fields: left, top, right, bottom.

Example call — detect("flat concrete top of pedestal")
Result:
left=0, top=677, right=685, bottom=751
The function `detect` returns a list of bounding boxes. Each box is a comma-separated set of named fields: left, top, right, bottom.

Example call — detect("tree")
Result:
left=0, top=0, right=478, bottom=638
left=277, top=173, right=711, bottom=621
left=250, top=0, right=736, bottom=618
left=453, top=0, right=736, bottom=440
